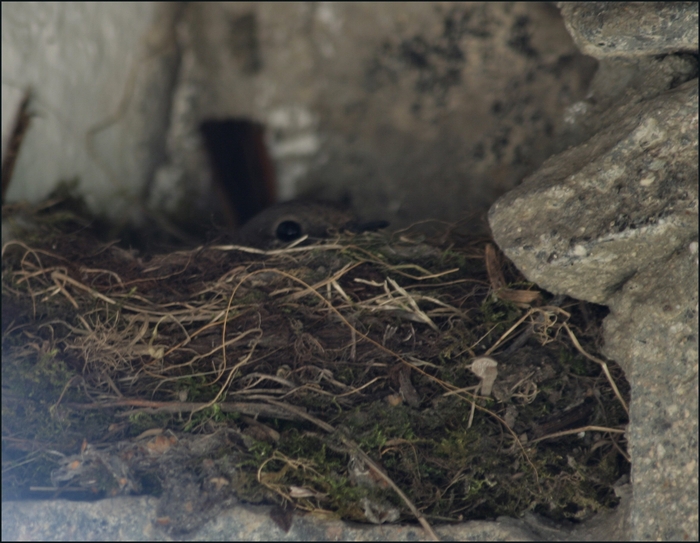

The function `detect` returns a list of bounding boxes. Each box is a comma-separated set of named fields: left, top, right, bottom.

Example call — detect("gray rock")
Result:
left=490, top=5, right=699, bottom=539
left=559, top=2, right=699, bottom=58
left=489, top=78, right=698, bottom=304
left=2, top=494, right=636, bottom=541
left=560, top=54, right=697, bottom=148
left=603, top=244, right=699, bottom=540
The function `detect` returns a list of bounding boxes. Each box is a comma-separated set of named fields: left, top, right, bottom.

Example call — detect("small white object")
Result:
left=470, top=357, right=498, bottom=396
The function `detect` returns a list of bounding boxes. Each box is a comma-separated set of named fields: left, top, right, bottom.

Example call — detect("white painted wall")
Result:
left=1, top=2, right=178, bottom=222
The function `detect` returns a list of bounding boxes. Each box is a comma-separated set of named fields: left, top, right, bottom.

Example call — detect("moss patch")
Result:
left=2, top=205, right=629, bottom=533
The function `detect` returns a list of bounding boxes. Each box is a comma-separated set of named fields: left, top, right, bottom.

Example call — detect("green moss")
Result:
left=1, top=207, right=629, bottom=521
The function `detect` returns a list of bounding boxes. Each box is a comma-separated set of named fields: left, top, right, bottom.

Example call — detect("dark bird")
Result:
left=235, top=200, right=388, bottom=249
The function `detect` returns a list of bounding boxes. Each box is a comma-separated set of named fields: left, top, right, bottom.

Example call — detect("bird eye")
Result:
left=275, top=220, right=303, bottom=241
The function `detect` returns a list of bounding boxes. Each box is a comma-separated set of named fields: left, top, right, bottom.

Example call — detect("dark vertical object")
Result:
left=200, top=119, right=276, bottom=227
left=2, top=90, right=32, bottom=205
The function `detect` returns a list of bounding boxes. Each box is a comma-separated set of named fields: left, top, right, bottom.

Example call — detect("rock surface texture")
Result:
left=0, top=494, right=633, bottom=541
left=158, top=2, right=597, bottom=229
left=490, top=2, right=699, bottom=540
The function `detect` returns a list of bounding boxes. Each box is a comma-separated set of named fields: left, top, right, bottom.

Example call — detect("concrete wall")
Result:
left=1, top=2, right=181, bottom=225
left=169, top=2, right=596, bottom=228
left=2, top=2, right=596, bottom=231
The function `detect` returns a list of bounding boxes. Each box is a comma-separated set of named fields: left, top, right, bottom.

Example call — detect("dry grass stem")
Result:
left=2, top=216, right=630, bottom=530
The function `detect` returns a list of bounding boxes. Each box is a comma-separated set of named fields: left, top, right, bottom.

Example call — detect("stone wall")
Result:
left=161, top=2, right=596, bottom=228
left=2, top=2, right=596, bottom=232
left=490, top=3, right=698, bottom=540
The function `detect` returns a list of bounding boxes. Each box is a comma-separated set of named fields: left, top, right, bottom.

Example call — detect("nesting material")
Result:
left=2, top=208, right=629, bottom=535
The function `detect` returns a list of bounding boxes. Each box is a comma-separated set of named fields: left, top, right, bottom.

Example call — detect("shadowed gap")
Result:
left=200, top=119, right=277, bottom=228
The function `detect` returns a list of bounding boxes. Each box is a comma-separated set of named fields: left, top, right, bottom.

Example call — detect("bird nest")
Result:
left=1, top=205, right=629, bottom=536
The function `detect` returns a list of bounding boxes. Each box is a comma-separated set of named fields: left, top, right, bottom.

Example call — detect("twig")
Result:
left=263, top=400, right=440, bottom=541
left=529, top=424, right=626, bottom=445
left=563, top=323, right=629, bottom=416
left=2, top=89, right=32, bottom=203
